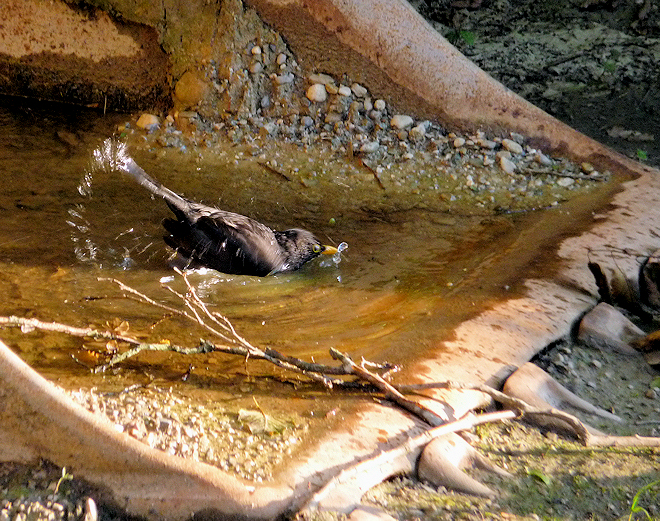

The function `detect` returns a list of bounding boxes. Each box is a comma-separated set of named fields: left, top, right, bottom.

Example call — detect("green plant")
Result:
left=603, top=60, right=616, bottom=73
left=447, top=29, right=476, bottom=46
left=54, top=467, right=73, bottom=494
left=628, top=480, right=660, bottom=520
left=637, top=149, right=648, bottom=161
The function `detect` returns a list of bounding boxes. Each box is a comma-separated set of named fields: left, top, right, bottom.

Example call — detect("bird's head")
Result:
left=275, top=229, right=339, bottom=271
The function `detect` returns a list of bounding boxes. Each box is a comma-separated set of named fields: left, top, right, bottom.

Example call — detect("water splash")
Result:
left=320, top=241, right=348, bottom=268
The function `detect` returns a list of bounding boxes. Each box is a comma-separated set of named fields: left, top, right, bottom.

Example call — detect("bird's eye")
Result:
left=312, top=244, right=322, bottom=253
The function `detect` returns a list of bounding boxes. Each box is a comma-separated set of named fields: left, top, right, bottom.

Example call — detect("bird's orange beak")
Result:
left=321, top=245, right=339, bottom=255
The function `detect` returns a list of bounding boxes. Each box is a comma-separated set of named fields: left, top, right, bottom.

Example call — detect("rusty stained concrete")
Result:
left=0, top=0, right=170, bottom=110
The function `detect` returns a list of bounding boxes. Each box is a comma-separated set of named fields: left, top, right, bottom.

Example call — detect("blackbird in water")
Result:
left=102, top=140, right=339, bottom=276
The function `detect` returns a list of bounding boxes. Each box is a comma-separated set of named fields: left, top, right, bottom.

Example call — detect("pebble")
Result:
left=84, top=497, right=98, bottom=521
left=306, top=83, right=327, bottom=102
left=581, top=162, right=595, bottom=173
left=249, top=61, right=262, bottom=74
left=502, top=138, right=523, bottom=154
left=374, top=99, right=386, bottom=111
left=351, top=82, right=368, bottom=97
left=276, top=53, right=287, bottom=65
left=360, top=141, right=380, bottom=153
left=309, top=73, right=335, bottom=85
left=275, top=72, right=294, bottom=85
left=557, top=177, right=574, bottom=187
left=498, top=155, right=516, bottom=174
left=391, top=114, right=414, bottom=129
left=478, top=138, right=497, bottom=149
left=250, top=45, right=261, bottom=55
left=136, top=114, right=159, bottom=131
left=410, top=121, right=428, bottom=140
left=174, top=71, right=208, bottom=109
left=338, top=85, right=352, bottom=97
left=535, top=151, right=553, bottom=166
left=325, top=112, right=343, bottom=124
left=452, top=137, right=465, bottom=148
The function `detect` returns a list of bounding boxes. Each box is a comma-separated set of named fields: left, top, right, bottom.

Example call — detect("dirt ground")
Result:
left=418, top=0, right=660, bottom=168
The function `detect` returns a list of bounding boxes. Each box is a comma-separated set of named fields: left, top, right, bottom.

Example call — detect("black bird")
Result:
left=101, top=140, right=339, bottom=276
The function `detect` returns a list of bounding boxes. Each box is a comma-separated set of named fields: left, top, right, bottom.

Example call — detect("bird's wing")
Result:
left=165, top=204, right=287, bottom=276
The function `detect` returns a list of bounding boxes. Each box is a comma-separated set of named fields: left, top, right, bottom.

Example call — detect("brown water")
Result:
left=0, top=101, right=617, bottom=406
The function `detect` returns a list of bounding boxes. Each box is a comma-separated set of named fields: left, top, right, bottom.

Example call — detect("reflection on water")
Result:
left=0, top=101, right=615, bottom=399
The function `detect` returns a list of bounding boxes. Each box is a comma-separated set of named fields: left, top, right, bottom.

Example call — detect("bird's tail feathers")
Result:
left=96, top=138, right=187, bottom=209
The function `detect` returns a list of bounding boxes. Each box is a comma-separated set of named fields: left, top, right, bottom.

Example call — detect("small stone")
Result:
left=478, top=138, right=497, bottom=150
left=557, top=177, right=574, bottom=187
left=498, top=155, right=516, bottom=174
left=452, top=137, right=465, bottom=148
left=325, top=112, right=342, bottom=123
left=645, top=388, right=658, bottom=399
left=391, top=114, right=414, bottom=129
left=84, top=497, right=98, bottom=521
left=338, top=85, right=352, bottom=97
left=581, top=162, right=595, bottom=173
left=510, top=132, right=525, bottom=144
left=325, top=83, right=339, bottom=95
left=502, top=138, right=523, bottom=154
left=275, top=72, right=294, bottom=85
left=251, top=45, right=261, bottom=55
left=174, top=71, right=209, bottom=109
left=351, top=82, right=368, bottom=97
left=248, top=61, right=262, bottom=74
left=360, top=141, right=380, bottom=153
left=374, top=99, right=386, bottom=111
left=410, top=122, right=428, bottom=140
left=136, top=114, right=159, bottom=130
left=306, top=83, right=327, bottom=102
left=535, top=151, right=553, bottom=166
left=363, top=98, right=373, bottom=112
left=309, top=73, right=335, bottom=85
left=276, top=53, right=287, bottom=65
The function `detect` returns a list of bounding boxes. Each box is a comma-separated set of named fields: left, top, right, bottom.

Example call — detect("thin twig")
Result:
left=331, top=348, right=447, bottom=426
left=0, top=316, right=140, bottom=345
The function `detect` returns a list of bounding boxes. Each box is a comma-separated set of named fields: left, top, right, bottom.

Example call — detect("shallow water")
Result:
left=0, top=101, right=617, bottom=412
